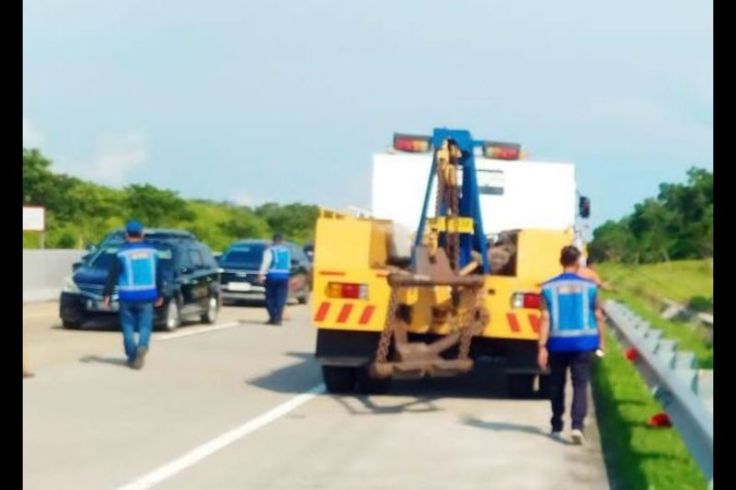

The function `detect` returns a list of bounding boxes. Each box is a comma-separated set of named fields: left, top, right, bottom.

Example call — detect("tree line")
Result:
left=23, top=149, right=319, bottom=251
left=588, top=167, right=712, bottom=264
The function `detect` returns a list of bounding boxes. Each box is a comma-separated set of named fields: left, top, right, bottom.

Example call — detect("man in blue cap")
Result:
left=257, top=233, right=291, bottom=325
left=103, top=220, right=164, bottom=369
left=537, top=245, right=604, bottom=445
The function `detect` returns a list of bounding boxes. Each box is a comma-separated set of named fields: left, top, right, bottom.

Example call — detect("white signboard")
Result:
left=23, top=206, right=45, bottom=231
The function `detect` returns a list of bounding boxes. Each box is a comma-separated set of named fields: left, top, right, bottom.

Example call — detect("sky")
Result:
left=23, top=0, right=712, bottom=228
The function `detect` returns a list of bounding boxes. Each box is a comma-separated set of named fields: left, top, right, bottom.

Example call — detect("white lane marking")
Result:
left=156, top=321, right=242, bottom=341
left=118, top=384, right=326, bottom=490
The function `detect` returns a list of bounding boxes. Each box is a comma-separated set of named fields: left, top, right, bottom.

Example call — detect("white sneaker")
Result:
left=571, top=429, right=586, bottom=445
left=550, top=431, right=564, bottom=442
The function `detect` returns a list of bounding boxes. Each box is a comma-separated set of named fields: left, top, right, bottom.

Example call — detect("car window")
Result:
left=188, top=248, right=205, bottom=269
left=291, top=245, right=306, bottom=263
left=199, top=245, right=218, bottom=269
left=88, top=242, right=175, bottom=271
left=221, top=244, right=265, bottom=266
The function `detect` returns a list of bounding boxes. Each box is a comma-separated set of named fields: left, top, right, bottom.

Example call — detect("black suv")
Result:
left=219, top=239, right=311, bottom=305
left=60, top=233, right=221, bottom=331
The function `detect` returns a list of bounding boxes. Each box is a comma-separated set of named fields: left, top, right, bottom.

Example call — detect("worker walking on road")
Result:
left=102, top=220, right=163, bottom=369
left=537, top=245, right=604, bottom=445
left=258, top=233, right=291, bottom=326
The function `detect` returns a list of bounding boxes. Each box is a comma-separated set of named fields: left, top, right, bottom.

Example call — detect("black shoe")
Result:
left=133, top=346, right=148, bottom=370
left=265, top=319, right=276, bottom=325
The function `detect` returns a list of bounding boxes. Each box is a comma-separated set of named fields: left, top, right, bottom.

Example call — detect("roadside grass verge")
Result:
left=592, top=331, right=708, bottom=490
left=604, top=291, right=712, bottom=369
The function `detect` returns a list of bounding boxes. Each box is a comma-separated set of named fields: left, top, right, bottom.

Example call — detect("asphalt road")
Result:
left=23, top=301, right=610, bottom=490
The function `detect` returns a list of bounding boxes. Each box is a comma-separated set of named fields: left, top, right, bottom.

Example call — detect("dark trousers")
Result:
left=549, top=350, right=593, bottom=431
left=265, top=277, right=289, bottom=323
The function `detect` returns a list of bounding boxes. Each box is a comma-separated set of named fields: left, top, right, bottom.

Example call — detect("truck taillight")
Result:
left=483, top=141, right=522, bottom=160
left=393, top=134, right=432, bottom=153
left=511, top=292, right=541, bottom=309
left=326, top=282, right=369, bottom=299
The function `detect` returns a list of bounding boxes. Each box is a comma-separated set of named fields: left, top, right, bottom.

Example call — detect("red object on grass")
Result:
left=624, top=347, right=639, bottom=361
left=648, top=412, right=672, bottom=428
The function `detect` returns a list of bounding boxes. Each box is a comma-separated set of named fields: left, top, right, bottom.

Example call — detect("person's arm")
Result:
left=257, top=248, right=273, bottom=284
left=537, top=295, right=550, bottom=371
left=102, top=256, right=121, bottom=306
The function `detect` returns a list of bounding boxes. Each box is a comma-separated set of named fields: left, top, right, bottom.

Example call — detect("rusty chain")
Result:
left=374, top=287, right=400, bottom=364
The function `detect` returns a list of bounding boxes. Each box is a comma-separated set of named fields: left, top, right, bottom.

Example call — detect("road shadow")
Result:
left=247, top=352, right=322, bottom=394
left=248, top=354, right=538, bottom=407
left=329, top=394, right=441, bottom=415
left=79, top=354, right=129, bottom=367
left=461, top=416, right=546, bottom=436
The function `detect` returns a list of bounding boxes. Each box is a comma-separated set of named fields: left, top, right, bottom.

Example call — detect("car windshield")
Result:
left=221, top=245, right=265, bottom=266
left=89, top=242, right=176, bottom=270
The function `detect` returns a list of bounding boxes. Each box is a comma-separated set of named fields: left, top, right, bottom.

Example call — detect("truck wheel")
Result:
left=356, top=366, right=391, bottom=395
left=536, top=374, right=552, bottom=399
left=507, top=373, right=535, bottom=399
left=322, top=366, right=357, bottom=394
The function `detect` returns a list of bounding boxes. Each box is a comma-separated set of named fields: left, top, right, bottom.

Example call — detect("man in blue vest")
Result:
left=102, top=220, right=164, bottom=369
left=257, top=233, right=291, bottom=326
left=537, top=245, right=604, bottom=445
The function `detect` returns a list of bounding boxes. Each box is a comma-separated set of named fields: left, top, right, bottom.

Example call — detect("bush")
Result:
left=687, top=295, right=712, bottom=313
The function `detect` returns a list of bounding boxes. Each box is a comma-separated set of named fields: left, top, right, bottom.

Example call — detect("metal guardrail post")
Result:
left=603, top=300, right=713, bottom=488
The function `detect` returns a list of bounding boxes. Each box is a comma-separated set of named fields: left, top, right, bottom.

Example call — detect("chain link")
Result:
left=374, top=287, right=399, bottom=364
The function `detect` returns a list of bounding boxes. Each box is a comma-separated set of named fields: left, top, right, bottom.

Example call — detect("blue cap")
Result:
left=126, top=220, right=143, bottom=235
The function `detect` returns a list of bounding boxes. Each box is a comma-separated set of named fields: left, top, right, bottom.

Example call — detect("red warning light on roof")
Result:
left=483, top=141, right=522, bottom=160
left=393, top=134, right=432, bottom=153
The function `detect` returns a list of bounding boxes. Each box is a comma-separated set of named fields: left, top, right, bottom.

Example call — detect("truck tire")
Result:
left=322, top=366, right=357, bottom=394
left=536, top=374, right=552, bottom=399
left=356, top=366, right=391, bottom=395
left=507, top=373, right=535, bottom=399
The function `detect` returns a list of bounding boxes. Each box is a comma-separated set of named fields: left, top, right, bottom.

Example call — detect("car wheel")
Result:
left=164, top=299, right=181, bottom=332
left=62, top=319, right=80, bottom=330
left=201, top=295, right=219, bottom=324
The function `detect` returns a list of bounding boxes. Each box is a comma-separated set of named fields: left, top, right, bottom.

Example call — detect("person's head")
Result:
left=272, top=233, right=283, bottom=244
left=560, top=245, right=581, bottom=271
left=125, top=220, right=144, bottom=242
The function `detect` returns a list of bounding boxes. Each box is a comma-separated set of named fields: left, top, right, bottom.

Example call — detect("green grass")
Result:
left=598, top=260, right=713, bottom=306
left=592, top=331, right=709, bottom=490
left=597, top=260, right=713, bottom=368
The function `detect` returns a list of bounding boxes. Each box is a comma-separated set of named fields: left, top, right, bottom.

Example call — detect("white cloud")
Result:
left=87, top=132, right=147, bottom=185
left=23, top=117, right=45, bottom=149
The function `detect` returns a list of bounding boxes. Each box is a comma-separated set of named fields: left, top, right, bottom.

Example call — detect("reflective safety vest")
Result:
left=541, top=272, right=599, bottom=352
left=117, top=243, right=159, bottom=302
left=267, top=245, right=291, bottom=281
